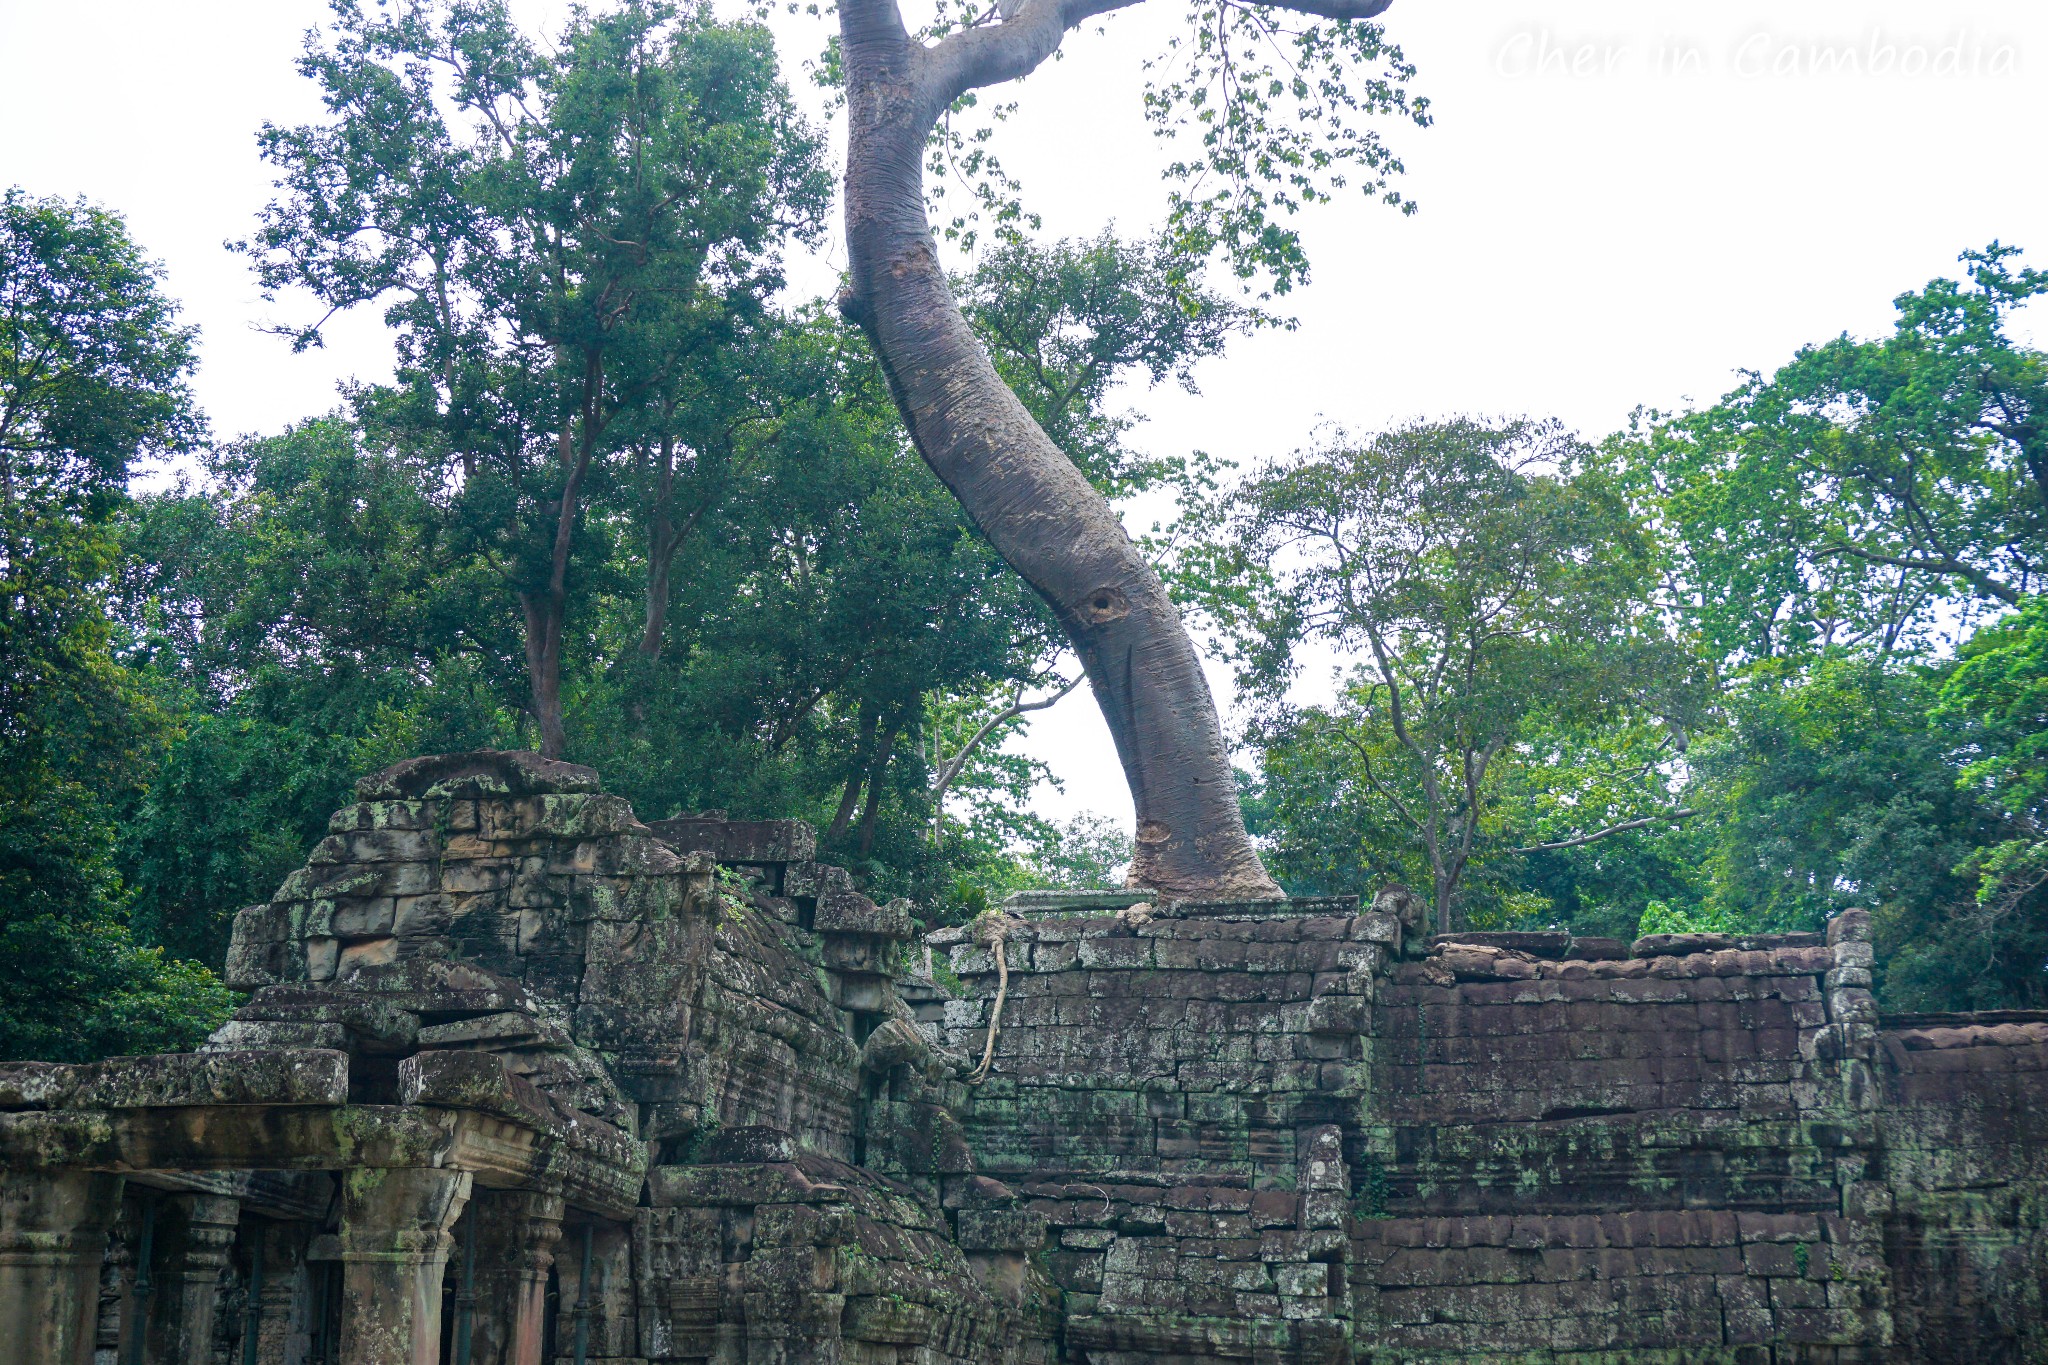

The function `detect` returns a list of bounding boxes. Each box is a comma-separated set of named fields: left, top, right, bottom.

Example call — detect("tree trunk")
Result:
left=856, top=723, right=900, bottom=858
left=837, top=1, right=1279, bottom=899
left=638, top=540, right=671, bottom=658
left=520, top=593, right=568, bottom=759
left=827, top=705, right=881, bottom=844
left=525, top=360, right=602, bottom=760
left=639, top=509, right=674, bottom=659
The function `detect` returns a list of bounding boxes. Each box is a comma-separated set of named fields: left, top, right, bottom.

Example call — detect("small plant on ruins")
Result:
left=714, top=865, right=756, bottom=921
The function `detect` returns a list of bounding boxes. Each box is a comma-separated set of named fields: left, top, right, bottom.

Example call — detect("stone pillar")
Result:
left=0, top=1170, right=123, bottom=1365
left=554, top=1221, right=638, bottom=1360
left=146, top=1194, right=242, bottom=1365
left=466, top=1190, right=563, bottom=1365
left=336, top=1168, right=472, bottom=1365
left=94, top=1200, right=137, bottom=1363
left=246, top=1220, right=313, bottom=1365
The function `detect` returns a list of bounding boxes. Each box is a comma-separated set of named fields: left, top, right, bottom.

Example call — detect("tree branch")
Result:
left=1811, top=544, right=2019, bottom=605
left=921, top=0, right=1146, bottom=109
left=1512, top=809, right=1697, bottom=855
left=932, top=672, right=1081, bottom=804
left=1259, top=0, right=1393, bottom=20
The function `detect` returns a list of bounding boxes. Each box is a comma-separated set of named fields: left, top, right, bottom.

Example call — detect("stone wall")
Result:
left=1877, top=1017, right=2048, bottom=1361
left=1353, top=934, right=1888, bottom=1362
left=2, top=751, right=2044, bottom=1365
left=937, top=897, right=2048, bottom=1363
left=932, top=895, right=1378, bottom=1364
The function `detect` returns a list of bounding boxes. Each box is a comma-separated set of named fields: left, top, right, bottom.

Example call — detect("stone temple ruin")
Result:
left=2, top=749, right=2045, bottom=1364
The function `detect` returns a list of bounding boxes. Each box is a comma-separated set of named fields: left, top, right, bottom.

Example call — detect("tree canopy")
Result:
left=4, top=0, right=2046, bottom=1061
left=0, top=190, right=231, bottom=1060
left=240, top=0, right=834, bottom=756
left=1193, top=417, right=1711, bottom=932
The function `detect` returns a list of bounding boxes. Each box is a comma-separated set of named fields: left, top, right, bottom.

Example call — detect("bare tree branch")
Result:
left=1512, top=809, right=1697, bottom=855
left=921, top=0, right=1142, bottom=110
left=931, top=672, right=1082, bottom=808
left=923, top=0, right=1393, bottom=109
left=1810, top=544, right=2020, bottom=605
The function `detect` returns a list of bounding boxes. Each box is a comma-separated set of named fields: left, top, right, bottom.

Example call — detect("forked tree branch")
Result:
left=931, top=672, right=1082, bottom=804
left=1512, top=809, right=1697, bottom=855
left=922, top=0, right=1395, bottom=111
left=1811, top=543, right=2020, bottom=605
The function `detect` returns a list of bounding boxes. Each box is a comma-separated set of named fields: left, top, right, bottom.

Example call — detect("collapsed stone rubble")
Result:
left=1, top=750, right=2043, bottom=1363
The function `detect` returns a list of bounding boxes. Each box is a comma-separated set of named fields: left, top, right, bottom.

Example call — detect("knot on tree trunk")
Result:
left=1077, top=586, right=1132, bottom=624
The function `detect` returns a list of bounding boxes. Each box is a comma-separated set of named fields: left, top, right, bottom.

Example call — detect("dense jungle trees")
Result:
left=1194, top=418, right=1712, bottom=934
left=0, top=190, right=232, bottom=1059
left=238, top=0, right=834, bottom=759
left=3, top=0, right=2044, bottom=1059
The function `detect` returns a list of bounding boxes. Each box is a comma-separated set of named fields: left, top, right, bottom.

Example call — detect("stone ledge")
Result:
left=355, top=748, right=602, bottom=799
left=647, top=815, right=816, bottom=865
left=0, top=1048, right=350, bottom=1112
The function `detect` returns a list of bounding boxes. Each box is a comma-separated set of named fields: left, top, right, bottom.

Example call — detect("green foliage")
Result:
left=239, top=0, right=833, bottom=750
left=0, top=773, right=232, bottom=1062
left=897, top=0, right=1427, bottom=291
left=1685, top=657, right=1984, bottom=937
left=1618, top=244, right=2048, bottom=662
left=1916, top=595, right=2048, bottom=1004
left=1022, top=813, right=1135, bottom=890
left=1196, top=417, right=1711, bottom=931
left=1939, top=593, right=2048, bottom=892
left=1596, top=246, right=2048, bottom=1009
left=0, top=190, right=230, bottom=1060
left=1143, top=5, right=1430, bottom=293
left=960, top=232, right=1269, bottom=497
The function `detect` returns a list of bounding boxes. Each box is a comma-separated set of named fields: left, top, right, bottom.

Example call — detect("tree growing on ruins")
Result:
left=834, top=0, right=1427, bottom=896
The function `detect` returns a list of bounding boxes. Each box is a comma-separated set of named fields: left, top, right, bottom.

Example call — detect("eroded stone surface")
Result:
left=0, top=753, right=2042, bottom=1364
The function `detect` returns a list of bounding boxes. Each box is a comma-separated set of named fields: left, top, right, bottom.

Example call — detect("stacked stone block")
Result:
left=3, top=750, right=2046, bottom=1364
left=935, top=898, right=1377, bottom=1364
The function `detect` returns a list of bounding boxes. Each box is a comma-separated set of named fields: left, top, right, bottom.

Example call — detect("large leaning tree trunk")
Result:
left=838, top=0, right=1392, bottom=897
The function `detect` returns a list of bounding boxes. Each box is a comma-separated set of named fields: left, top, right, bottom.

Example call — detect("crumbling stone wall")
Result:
left=932, top=893, right=1386, bottom=1364
left=939, top=896, right=2048, bottom=1363
left=1877, top=1016, right=2048, bottom=1361
left=0, top=752, right=1052, bottom=1365
left=4, top=751, right=2045, bottom=1365
left=1352, top=929, right=1890, bottom=1362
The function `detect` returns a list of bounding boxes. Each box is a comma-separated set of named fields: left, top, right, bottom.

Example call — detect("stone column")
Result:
left=0, top=1170, right=123, bottom=1365
left=336, top=1168, right=472, bottom=1365
left=146, top=1193, right=242, bottom=1365
left=245, top=1220, right=313, bottom=1365
left=94, top=1200, right=137, bottom=1363
left=555, top=1221, right=638, bottom=1360
left=466, top=1190, right=563, bottom=1365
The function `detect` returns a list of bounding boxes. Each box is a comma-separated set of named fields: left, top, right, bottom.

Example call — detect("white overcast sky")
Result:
left=3, top=0, right=2043, bottom=830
